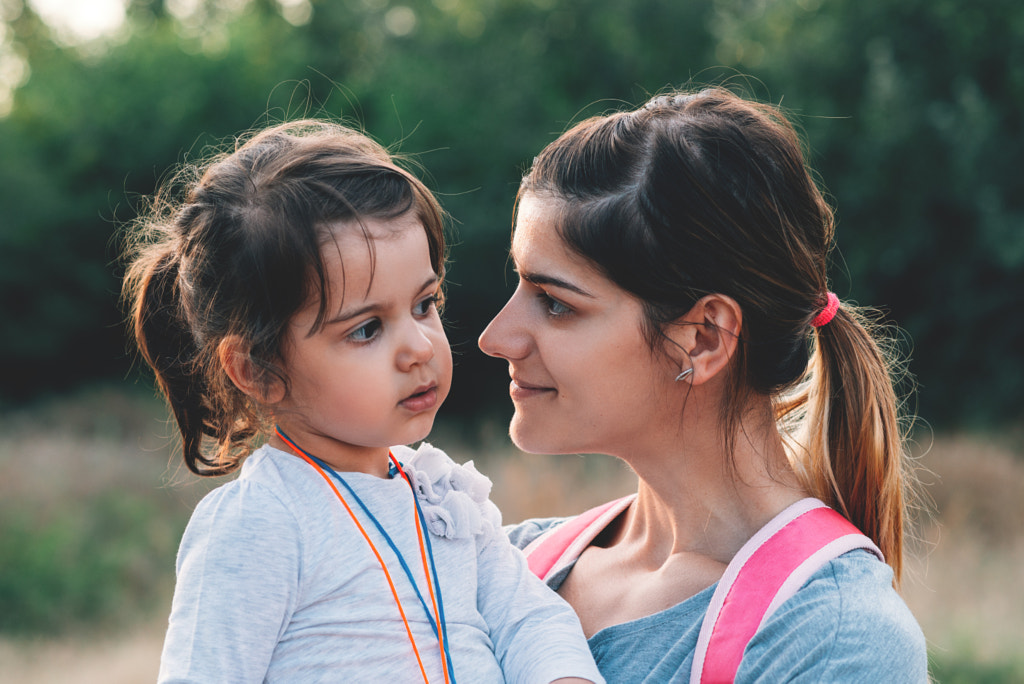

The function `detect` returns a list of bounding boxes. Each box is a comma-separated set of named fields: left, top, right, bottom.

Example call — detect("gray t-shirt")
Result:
left=158, top=444, right=603, bottom=684
left=509, top=517, right=927, bottom=683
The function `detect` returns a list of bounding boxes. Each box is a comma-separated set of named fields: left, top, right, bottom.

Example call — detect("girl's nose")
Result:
left=398, top=320, right=436, bottom=370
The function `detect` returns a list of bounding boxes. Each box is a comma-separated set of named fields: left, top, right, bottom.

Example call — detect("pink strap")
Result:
left=524, top=496, right=635, bottom=581
left=690, top=499, right=882, bottom=684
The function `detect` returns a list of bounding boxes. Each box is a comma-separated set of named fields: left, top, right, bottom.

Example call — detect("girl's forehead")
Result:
left=325, top=214, right=432, bottom=276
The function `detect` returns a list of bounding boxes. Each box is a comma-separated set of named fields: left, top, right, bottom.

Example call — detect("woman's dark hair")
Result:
left=123, top=120, right=446, bottom=476
left=520, top=87, right=914, bottom=581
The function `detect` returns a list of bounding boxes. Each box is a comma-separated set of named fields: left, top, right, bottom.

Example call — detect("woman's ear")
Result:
left=218, top=336, right=285, bottom=404
left=663, top=294, right=743, bottom=385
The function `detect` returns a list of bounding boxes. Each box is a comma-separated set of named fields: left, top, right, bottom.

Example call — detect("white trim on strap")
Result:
left=689, top=498, right=827, bottom=684
left=758, top=533, right=882, bottom=631
left=542, top=495, right=635, bottom=582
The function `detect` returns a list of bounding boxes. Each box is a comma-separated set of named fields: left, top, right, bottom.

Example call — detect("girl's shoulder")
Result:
left=739, top=549, right=928, bottom=681
left=189, top=446, right=311, bottom=522
left=393, top=442, right=503, bottom=540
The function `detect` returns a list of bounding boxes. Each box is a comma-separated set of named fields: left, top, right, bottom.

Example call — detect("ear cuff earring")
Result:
left=675, top=368, right=694, bottom=382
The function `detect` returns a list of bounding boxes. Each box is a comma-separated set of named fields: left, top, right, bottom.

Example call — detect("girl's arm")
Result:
left=158, top=480, right=300, bottom=683
left=475, top=518, right=604, bottom=684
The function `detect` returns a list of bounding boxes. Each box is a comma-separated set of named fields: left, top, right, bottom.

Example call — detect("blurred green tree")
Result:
left=710, top=0, right=1024, bottom=424
left=0, top=0, right=1020, bottom=425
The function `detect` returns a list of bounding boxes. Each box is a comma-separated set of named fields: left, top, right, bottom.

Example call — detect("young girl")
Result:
left=124, top=120, right=602, bottom=684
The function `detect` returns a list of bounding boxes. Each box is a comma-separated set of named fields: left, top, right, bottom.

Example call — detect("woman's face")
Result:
left=478, top=194, right=681, bottom=456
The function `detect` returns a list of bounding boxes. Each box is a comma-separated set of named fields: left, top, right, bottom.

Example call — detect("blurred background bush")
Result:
left=0, top=0, right=1021, bottom=681
left=1, top=0, right=1021, bottom=425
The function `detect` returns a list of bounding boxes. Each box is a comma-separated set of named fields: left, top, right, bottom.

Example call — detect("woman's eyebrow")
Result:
left=519, top=270, right=595, bottom=298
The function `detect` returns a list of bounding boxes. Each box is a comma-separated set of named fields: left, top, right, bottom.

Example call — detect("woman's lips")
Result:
left=399, top=385, right=438, bottom=412
left=509, top=379, right=555, bottom=401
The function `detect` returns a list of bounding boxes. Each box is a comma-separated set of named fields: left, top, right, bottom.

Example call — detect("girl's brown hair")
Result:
left=123, top=120, right=446, bottom=476
left=520, top=88, right=914, bottom=580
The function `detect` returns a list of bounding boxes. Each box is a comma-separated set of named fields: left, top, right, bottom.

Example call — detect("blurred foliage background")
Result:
left=0, top=0, right=1021, bottom=426
left=1, top=2, right=1023, bottom=680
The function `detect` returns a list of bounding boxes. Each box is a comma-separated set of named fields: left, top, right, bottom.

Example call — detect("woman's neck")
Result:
left=610, top=403, right=807, bottom=566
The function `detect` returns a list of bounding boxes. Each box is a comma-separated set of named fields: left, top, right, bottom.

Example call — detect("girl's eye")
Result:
left=348, top=319, right=382, bottom=342
left=413, top=294, right=439, bottom=317
left=539, top=292, right=573, bottom=318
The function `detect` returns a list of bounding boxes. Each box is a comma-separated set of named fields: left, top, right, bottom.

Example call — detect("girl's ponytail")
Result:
left=126, top=244, right=233, bottom=475
left=796, top=302, right=910, bottom=582
left=123, top=119, right=446, bottom=477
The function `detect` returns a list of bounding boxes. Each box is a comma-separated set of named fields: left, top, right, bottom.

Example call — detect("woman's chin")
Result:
left=509, top=417, right=565, bottom=455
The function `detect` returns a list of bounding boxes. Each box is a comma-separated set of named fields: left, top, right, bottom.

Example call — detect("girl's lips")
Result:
left=399, top=385, right=438, bottom=412
left=509, top=380, right=555, bottom=401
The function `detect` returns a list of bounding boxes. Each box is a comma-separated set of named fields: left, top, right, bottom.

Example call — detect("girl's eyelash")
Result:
left=348, top=319, right=382, bottom=343
left=414, top=293, right=440, bottom=315
left=346, top=293, right=438, bottom=343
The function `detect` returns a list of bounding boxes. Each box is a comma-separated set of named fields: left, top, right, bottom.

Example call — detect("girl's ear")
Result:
left=663, top=294, right=743, bottom=385
left=218, top=336, right=285, bottom=404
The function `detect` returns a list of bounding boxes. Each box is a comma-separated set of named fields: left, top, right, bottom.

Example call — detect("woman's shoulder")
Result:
left=739, top=549, right=928, bottom=681
left=504, top=516, right=570, bottom=550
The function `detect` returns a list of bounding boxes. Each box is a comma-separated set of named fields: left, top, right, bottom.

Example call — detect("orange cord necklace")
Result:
left=275, top=427, right=453, bottom=684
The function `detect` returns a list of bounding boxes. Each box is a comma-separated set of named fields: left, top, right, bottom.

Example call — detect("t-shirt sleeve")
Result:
left=736, top=551, right=928, bottom=683
left=158, top=480, right=302, bottom=684
left=504, top=516, right=568, bottom=550
left=477, top=516, right=604, bottom=684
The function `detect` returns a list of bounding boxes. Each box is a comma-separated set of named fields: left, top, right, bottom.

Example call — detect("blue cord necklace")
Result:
left=275, top=427, right=456, bottom=683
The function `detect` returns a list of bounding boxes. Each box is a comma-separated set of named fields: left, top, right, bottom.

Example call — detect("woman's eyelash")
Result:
left=538, top=292, right=573, bottom=317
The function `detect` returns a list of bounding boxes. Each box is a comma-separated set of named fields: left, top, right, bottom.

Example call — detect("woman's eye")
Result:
left=540, top=293, right=572, bottom=317
left=414, top=294, right=439, bottom=316
left=348, top=319, right=382, bottom=342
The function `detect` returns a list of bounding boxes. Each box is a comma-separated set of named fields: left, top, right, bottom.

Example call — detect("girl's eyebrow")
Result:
left=519, top=270, right=594, bottom=298
left=328, top=275, right=440, bottom=324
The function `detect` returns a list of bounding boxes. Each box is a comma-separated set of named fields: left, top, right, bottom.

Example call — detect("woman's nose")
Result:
left=478, top=294, right=529, bottom=361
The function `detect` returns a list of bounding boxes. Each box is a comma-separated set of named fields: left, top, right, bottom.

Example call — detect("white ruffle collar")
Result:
left=392, top=443, right=501, bottom=540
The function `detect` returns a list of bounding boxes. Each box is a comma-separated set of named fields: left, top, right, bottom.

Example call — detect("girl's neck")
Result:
left=269, top=429, right=392, bottom=478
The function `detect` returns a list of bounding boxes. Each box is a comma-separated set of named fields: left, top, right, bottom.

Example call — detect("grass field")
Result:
left=1, top=385, right=1021, bottom=682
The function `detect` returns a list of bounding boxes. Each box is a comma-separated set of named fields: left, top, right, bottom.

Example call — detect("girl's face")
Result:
left=272, top=212, right=452, bottom=474
left=478, top=195, right=681, bottom=457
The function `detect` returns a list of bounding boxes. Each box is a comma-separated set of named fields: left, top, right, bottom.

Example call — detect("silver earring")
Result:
left=674, top=368, right=693, bottom=382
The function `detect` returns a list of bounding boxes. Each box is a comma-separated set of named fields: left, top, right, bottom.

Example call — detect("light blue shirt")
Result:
left=509, top=518, right=928, bottom=683
left=158, top=444, right=603, bottom=683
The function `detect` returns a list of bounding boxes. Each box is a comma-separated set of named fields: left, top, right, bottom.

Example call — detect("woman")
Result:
left=478, top=87, right=928, bottom=682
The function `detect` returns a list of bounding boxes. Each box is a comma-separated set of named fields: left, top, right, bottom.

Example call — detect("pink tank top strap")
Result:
left=690, top=498, right=882, bottom=684
left=523, top=495, right=636, bottom=581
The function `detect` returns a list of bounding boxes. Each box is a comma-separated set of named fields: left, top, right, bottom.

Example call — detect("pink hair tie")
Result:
left=811, top=292, right=840, bottom=327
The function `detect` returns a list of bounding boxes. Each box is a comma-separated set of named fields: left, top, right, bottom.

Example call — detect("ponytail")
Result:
left=122, top=119, right=446, bottom=477
left=781, top=303, right=911, bottom=582
left=125, top=245, right=245, bottom=476
left=520, top=87, right=917, bottom=581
